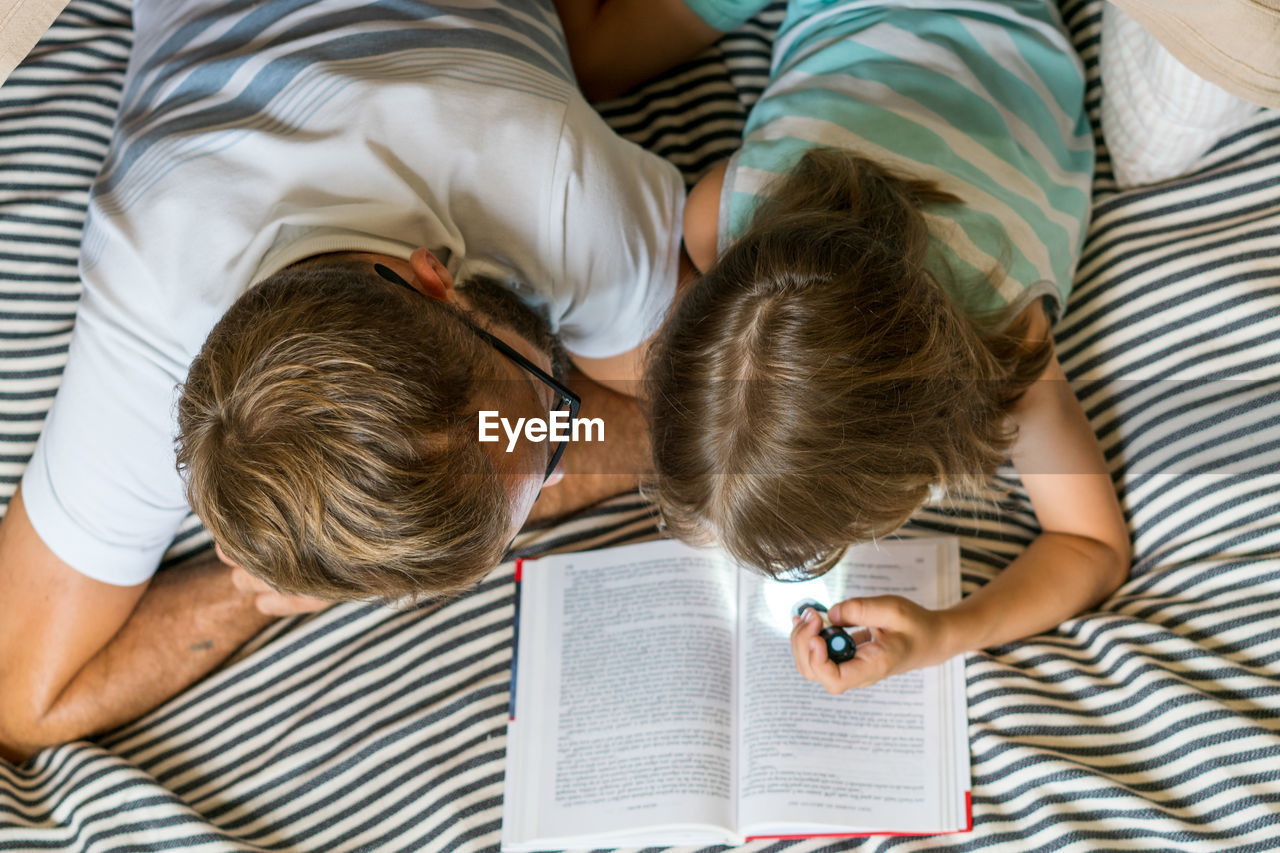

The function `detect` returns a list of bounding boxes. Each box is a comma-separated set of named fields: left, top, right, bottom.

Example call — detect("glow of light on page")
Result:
left=760, top=571, right=847, bottom=635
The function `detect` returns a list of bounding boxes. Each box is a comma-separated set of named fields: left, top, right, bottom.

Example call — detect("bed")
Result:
left=1, top=0, right=1279, bottom=850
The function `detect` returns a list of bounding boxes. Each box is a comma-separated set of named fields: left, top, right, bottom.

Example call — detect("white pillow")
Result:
left=1100, top=2, right=1260, bottom=188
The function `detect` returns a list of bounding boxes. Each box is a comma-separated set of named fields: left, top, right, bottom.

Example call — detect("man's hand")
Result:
left=227, top=567, right=332, bottom=616
left=216, top=545, right=332, bottom=616
left=789, top=596, right=954, bottom=694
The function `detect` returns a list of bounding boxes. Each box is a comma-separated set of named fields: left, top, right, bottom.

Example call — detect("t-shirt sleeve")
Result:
left=681, top=0, right=771, bottom=32
left=547, top=96, right=686, bottom=359
left=20, top=293, right=192, bottom=586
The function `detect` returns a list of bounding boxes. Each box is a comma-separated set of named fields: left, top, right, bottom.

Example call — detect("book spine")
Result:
left=508, top=558, right=525, bottom=721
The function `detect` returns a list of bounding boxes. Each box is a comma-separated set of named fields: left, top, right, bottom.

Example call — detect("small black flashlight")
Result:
left=792, top=598, right=859, bottom=664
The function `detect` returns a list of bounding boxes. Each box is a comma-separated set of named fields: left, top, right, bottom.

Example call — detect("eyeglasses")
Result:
left=373, top=263, right=580, bottom=482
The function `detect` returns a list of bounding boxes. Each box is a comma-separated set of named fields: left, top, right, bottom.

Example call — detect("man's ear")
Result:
left=409, top=247, right=456, bottom=301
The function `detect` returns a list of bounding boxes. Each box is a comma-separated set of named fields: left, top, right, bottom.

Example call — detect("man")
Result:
left=0, top=0, right=684, bottom=761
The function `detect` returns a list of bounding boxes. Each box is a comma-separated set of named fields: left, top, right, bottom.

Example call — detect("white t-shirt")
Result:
left=21, top=0, right=685, bottom=585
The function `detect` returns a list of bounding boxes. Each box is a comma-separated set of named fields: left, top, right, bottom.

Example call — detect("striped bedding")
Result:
left=1, top=0, right=1279, bottom=850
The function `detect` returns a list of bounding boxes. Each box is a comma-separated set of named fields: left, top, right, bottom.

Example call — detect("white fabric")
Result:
left=1100, top=2, right=1260, bottom=188
left=19, top=0, right=685, bottom=586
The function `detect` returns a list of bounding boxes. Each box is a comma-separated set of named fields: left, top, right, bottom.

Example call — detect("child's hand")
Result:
left=789, top=596, right=953, bottom=694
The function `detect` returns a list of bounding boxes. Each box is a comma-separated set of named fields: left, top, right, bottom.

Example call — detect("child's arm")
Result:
left=553, top=0, right=723, bottom=101
left=792, top=318, right=1131, bottom=693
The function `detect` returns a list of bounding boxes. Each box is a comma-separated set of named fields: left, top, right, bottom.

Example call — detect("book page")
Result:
left=735, top=539, right=965, bottom=835
left=506, top=541, right=739, bottom=847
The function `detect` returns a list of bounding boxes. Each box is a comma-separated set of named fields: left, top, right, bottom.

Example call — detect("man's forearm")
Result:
left=1, top=556, right=273, bottom=762
left=527, top=370, right=651, bottom=523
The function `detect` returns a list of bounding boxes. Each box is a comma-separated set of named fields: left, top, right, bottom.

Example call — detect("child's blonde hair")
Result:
left=646, top=148, right=1051, bottom=578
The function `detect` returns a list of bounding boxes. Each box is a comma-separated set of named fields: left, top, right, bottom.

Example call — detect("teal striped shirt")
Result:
left=686, top=0, right=1094, bottom=319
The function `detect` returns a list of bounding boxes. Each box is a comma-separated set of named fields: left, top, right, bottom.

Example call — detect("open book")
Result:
left=502, top=537, right=970, bottom=849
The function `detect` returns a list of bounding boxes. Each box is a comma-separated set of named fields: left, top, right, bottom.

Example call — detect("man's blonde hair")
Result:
left=176, top=259, right=510, bottom=601
left=646, top=149, right=1051, bottom=579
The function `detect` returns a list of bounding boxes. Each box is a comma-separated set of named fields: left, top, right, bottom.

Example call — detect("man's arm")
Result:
left=554, top=0, right=723, bottom=101
left=527, top=368, right=652, bottom=524
left=0, top=487, right=295, bottom=763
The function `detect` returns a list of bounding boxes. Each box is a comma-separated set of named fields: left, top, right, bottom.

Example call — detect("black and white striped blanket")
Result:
left=2, top=1, right=1279, bottom=850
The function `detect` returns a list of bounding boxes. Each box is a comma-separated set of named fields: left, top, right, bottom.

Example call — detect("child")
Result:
left=556, top=0, right=1130, bottom=693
